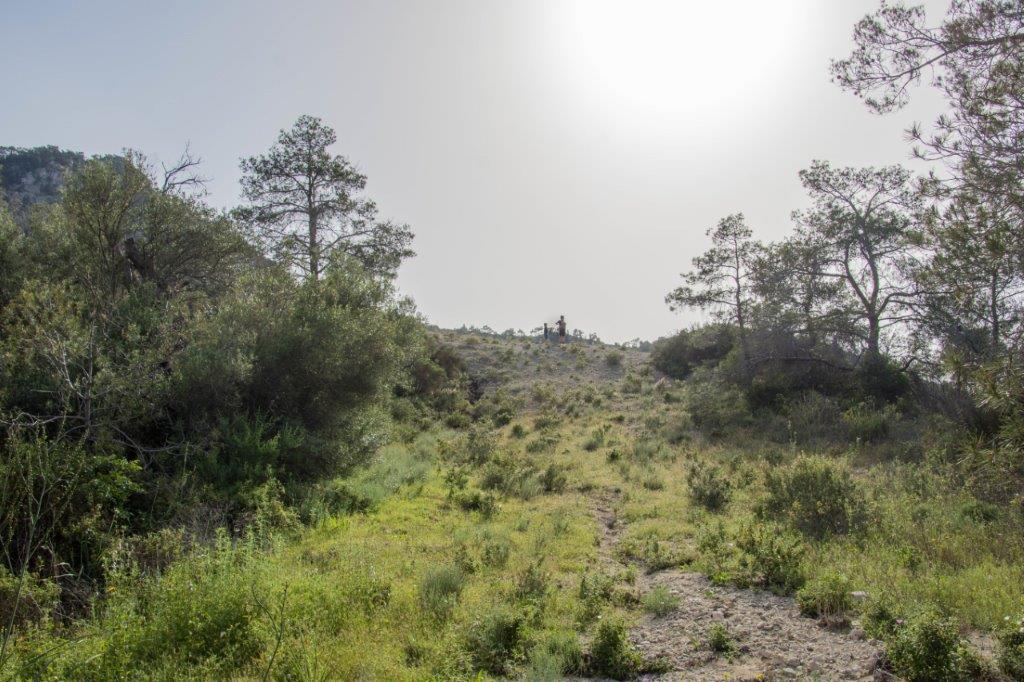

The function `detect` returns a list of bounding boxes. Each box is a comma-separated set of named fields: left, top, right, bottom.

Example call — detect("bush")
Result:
left=464, top=604, right=528, bottom=675
left=641, top=585, right=680, bottom=617
left=0, top=431, right=139, bottom=584
left=605, top=350, right=624, bottom=369
left=419, top=564, right=465, bottom=619
left=583, top=425, right=609, bottom=452
left=855, top=354, right=910, bottom=403
left=796, top=571, right=853, bottom=619
left=685, top=377, right=751, bottom=435
left=58, top=539, right=266, bottom=678
left=998, top=611, right=1024, bottom=680
left=707, top=622, right=736, bottom=656
left=0, top=566, right=60, bottom=630
left=686, top=460, right=732, bottom=512
left=842, top=402, right=900, bottom=443
left=651, top=325, right=735, bottom=380
left=588, top=616, right=643, bottom=680
left=526, top=630, right=584, bottom=679
left=887, top=610, right=984, bottom=682
left=760, top=455, right=867, bottom=539
left=736, top=523, right=805, bottom=594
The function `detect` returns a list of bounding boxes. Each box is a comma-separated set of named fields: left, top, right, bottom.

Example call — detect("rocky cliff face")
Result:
left=0, top=145, right=120, bottom=226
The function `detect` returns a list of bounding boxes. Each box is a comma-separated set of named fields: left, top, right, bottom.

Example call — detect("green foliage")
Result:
left=686, top=460, right=732, bottom=511
left=577, top=572, right=615, bottom=626
left=796, top=571, right=853, bottom=619
left=0, top=566, right=60, bottom=630
left=999, top=610, right=1024, bottom=680
left=707, top=622, right=736, bottom=656
left=463, top=604, right=528, bottom=675
left=0, top=431, right=139, bottom=582
left=735, top=523, right=806, bottom=593
left=172, top=262, right=404, bottom=483
left=651, top=324, right=735, bottom=380
left=886, top=610, right=984, bottom=682
left=760, top=455, right=867, bottom=539
left=419, top=564, right=465, bottom=620
left=685, top=375, right=751, bottom=434
left=525, top=629, right=584, bottom=679
left=583, top=424, right=609, bottom=451
left=641, top=585, right=680, bottom=617
left=605, top=350, right=624, bottom=368
left=842, top=402, right=899, bottom=443
left=587, top=616, right=643, bottom=680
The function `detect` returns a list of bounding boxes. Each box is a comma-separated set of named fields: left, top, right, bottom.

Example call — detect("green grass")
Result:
left=7, top=335, right=1023, bottom=677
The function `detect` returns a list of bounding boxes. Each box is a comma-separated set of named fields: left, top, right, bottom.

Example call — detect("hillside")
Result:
left=5, top=327, right=1022, bottom=679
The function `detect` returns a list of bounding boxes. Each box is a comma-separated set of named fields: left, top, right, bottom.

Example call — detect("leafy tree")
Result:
left=0, top=199, right=24, bottom=310
left=236, top=115, right=414, bottom=281
left=918, top=191, right=1024, bottom=360
left=832, top=1, right=1024, bottom=210
left=793, top=162, right=922, bottom=362
left=666, top=214, right=762, bottom=371
left=752, top=238, right=849, bottom=349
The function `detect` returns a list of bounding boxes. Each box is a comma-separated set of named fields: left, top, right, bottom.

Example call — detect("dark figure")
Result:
left=556, top=315, right=567, bottom=344
left=543, top=322, right=549, bottom=340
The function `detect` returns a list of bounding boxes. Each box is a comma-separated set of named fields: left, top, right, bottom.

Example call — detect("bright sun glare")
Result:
left=551, top=1, right=807, bottom=128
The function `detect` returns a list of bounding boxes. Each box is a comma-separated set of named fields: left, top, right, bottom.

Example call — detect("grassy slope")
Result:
left=8, top=330, right=1023, bottom=679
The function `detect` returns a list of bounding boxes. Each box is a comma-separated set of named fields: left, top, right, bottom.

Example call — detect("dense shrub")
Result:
left=587, top=616, right=643, bottom=680
left=842, top=402, right=900, bottom=443
left=605, top=350, right=624, bottom=369
left=855, top=355, right=910, bottom=403
left=760, top=455, right=867, bottom=539
left=171, top=263, right=404, bottom=483
left=796, top=571, right=852, bottom=619
left=0, top=566, right=60, bottom=630
left=526, top=630, right=584, bottom=678
left=686, top=460, right=732, bottom=511
left=999, top=611, right=1024, bottom=680
left=463, top=604, right=528, bottom=675
left=886, top=610, right=983, bottom=682
left=651, top=325, right=735, bottom=380
left=735, top=523, right=806, bottom=593
left=685, top=375, right=751, bottom=435
left=0, top=432, right=139, bottom=583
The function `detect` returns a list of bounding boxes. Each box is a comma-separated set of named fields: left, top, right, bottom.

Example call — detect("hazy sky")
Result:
left=1, top=1, right=949, bottom=342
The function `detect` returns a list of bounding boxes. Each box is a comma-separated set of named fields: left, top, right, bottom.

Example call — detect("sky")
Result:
left=1, top=1, right=950, bottom=342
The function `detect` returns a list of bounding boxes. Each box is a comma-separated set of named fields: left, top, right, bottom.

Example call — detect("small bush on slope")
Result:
left=886, top=610, right=984, bottom=682
left=759, top=455, right=867, bottom=539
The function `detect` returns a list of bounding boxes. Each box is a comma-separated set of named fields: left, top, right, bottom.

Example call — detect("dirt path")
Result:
left=590, top=489, right=887, bottom=681
left=445, top=331, right=889, bottom=681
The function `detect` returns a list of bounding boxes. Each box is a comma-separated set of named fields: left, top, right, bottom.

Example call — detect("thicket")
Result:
left=0, top=124, right=466, bottom=661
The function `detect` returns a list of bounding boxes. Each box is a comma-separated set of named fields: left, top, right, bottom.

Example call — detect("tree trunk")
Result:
left=309, top=209, right=319, bottom=282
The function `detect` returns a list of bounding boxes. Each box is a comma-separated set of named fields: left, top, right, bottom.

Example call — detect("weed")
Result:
left=463, top=604, right=528, bottom=675
left=419, top=564, right=465, bottom=619
left=525, top=630, right=584, bottom=679
left=797, top=571, right=853, bottom=621
left=707, top=622, right=736, bottom=657
left=641, top=585, right=680, bottom=617
left=736, top=523, right=805, bottom=594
